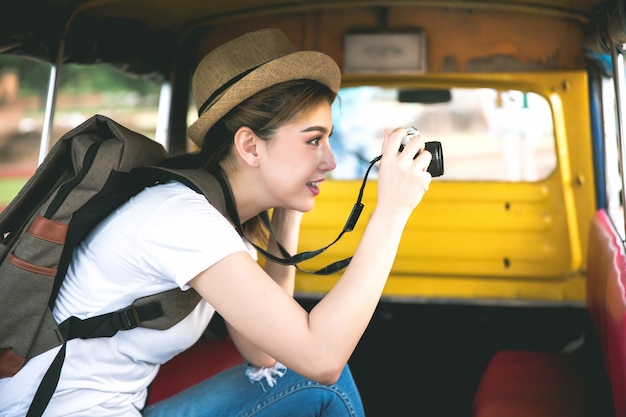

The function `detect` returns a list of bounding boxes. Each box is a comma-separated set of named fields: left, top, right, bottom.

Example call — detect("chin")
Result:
left=295, top=200, right=316, bottom=213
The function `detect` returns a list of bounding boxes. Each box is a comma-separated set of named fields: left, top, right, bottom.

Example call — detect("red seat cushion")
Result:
left=472, top=350, right=586, bottom=417
left=148, top=336, right=243, bottom=405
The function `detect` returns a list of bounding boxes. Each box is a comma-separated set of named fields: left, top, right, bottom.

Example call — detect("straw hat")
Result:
left=188, top=28, right=342, bottom=148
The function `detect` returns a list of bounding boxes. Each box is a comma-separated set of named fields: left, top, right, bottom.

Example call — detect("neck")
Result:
left=222, top=169, right=268, bottom=223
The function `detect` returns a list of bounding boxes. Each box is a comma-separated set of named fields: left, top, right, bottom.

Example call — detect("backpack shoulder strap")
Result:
left=130, top=166, right=230, bottom=219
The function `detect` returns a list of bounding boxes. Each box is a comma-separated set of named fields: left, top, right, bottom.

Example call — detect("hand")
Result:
left=266, top=208, right=302, bottom=285
left=375, top=127, right=432, bottom=216
left=270, top=208, right=303, bottom=237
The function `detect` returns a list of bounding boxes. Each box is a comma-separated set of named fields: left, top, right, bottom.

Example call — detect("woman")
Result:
left=0, top=28, right=432, bottom=416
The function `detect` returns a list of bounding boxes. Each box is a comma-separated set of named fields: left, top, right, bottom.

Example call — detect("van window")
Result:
left=0, top=58, right=162, bottom=210
left=0, top=56, right=48, bottom=210
left=603, top=63, right=625, bottom=239
left=330, top=86, right=556, bottom=182
left=54, top=63, right=162, bottom=143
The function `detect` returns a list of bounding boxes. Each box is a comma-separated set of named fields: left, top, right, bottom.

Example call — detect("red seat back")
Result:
left=148, top=336, right=243, bottom=405
left=587, top=210, right=626, bottom=417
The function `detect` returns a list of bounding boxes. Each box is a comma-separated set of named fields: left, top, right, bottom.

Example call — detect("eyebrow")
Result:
left=301, top=125, right=334, bottom=136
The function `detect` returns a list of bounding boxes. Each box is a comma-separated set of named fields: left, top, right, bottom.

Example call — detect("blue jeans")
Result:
left=142, top=363, right=365, bottom=417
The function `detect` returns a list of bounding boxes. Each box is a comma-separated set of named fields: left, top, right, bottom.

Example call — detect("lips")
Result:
left=306, top=179, right=323, bottom=196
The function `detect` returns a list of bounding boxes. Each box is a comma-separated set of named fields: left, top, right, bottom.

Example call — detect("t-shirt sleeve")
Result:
left=136, top=187, right=252, bottom=289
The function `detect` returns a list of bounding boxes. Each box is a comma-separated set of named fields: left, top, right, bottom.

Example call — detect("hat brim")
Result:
left=188, top=50, right=341, bottom=148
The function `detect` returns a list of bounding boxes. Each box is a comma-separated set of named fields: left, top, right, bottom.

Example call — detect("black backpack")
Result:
left=0, top=114, right=232, bottom=416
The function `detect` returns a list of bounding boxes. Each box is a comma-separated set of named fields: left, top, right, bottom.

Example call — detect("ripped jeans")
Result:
left=142, top=363, right=365, bottom=417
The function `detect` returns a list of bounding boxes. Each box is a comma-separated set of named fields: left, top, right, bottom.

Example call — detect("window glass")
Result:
left=53, top=63, right=161, bottom=144
left=605, top=58, right=626, bottom=238
left=330, top=86, right=557, bottom=181
left=0, top=59, right=162, bottom=212
left=0, top=56, right=48, bottom=211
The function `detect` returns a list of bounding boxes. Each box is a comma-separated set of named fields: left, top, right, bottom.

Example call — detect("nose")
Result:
left=320, top=141, right=337, bottom=172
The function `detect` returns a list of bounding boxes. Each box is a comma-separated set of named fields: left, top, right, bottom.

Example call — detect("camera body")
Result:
left=400, top=127, right=444, bottom=177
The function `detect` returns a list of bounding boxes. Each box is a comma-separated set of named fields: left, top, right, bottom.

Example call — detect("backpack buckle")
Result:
left=111, top=306, right=141, bottom=330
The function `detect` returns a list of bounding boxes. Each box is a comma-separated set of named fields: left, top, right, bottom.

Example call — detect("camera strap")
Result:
left=211, top=155, right=381, bottom=275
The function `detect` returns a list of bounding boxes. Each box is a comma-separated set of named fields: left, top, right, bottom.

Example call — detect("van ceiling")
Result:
left=0, top=0, right=611, bottom=78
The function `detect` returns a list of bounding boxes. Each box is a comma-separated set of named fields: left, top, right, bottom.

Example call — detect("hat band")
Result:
left=197, top=63, right=265, bottom=117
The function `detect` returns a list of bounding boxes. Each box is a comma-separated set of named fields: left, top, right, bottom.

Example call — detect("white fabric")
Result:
left=245, top=362, right=287, bottom=388
left=0, top=181, right=255, bottom=417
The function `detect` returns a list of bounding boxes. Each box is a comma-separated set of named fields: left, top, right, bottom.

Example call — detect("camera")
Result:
left=400, top=127, right=444, bottom=177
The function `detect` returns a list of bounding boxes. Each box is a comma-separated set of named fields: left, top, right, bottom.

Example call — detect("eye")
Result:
left=307, top=136, right=322, bottom=146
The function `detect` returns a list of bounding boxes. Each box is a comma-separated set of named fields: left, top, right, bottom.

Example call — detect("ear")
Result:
left=233, top=127, right=263, bottom=167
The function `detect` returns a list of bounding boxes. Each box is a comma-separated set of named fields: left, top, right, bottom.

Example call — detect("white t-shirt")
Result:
left=0, top=181, right=254, bottom=416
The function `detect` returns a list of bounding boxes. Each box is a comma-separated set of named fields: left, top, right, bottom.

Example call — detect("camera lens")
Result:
left=424, top=141, right=444, bottom=177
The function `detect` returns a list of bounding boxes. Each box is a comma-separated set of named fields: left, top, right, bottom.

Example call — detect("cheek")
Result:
left=275, top=162, right=308, bottom=185
left=265, top=157, right=312, bottom=195
left=269, top=148, right=308, bottom=173
left=261, top=153, right=299, bottom=184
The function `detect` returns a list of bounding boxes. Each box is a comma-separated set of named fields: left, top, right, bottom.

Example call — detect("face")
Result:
left=256, top=101, right=336, bottom=212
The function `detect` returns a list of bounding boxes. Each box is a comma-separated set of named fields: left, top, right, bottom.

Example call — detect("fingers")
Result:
left=378, top=127, right=433, bottom=204
left=382, top=127, right=432, bottom=174
left=382, top=127, right=413, bottom=156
